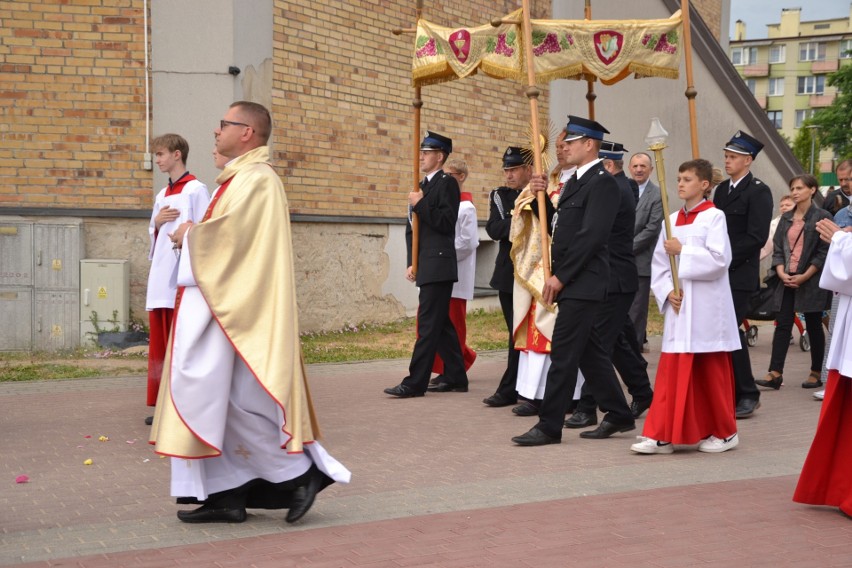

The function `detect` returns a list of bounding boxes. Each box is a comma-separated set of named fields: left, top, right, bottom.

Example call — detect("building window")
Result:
left=799, top=42, right=826, bottom=61
left=795, top=109, right=814, bottom=128
left=745, top=78, right=756, bottom=94
left=797, top=75, right=826, bottom=95
left=842, top=39, right=852, bottom=59
left=767, top=110, right=783, bottom=129
left=769, top=45, right=785, bottom=64
left=731, top=46, right=758, bottom=65
left=768, top=78, right=784, bottom=96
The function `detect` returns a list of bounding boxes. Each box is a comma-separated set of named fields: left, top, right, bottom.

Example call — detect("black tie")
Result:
left=558, top=173, right=578, bottom=206
left=420, top=177, right=427, bottom=189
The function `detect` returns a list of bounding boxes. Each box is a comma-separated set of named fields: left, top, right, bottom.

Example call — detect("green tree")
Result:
left=791, top=124, right=817, bottom=175
left=811, top=61, right=852, bottom=161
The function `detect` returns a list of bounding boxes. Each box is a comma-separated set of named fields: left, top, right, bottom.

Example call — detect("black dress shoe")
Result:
left=735, top=398, right=760, bottom=419
left=564, top=410, right=597, bottom=429
left=429, top=374, right=445, bottom=386
left=286, top=466, right=326, bottom=523
left=579, top=420, right=636, bottom=439
left=177, top=504, right=247, bottom=524
left=175, top=496, right=204, bottom=505
left=427, top=381, right=468, bottom=393
left=384, top=384, right=424, bottom=398
left=630, top=398, right=653, bottom=419
left=512, top=401, right=540, bottom=416
left=511, top=427, right=561, bottom=446
left=483, top=393, right=516, bottom=407
left=144, top=416, right=154, bottom=426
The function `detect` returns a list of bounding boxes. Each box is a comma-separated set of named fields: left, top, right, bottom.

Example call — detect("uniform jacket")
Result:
left=406, top=170, right=460, bottom=286
left=537, top=160, right=620, bottom=301
left=486, top=186, right=521, bottom=293
left=632, top=180, right=663, bottom=278
left=713, top=171, right=774, bottom=291
left=771, top=204, right=832, bottom=313
left=609, top=171, right=639, bottom=294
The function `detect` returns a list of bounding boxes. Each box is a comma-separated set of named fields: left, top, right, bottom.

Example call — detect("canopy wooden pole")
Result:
left=394, top=1, right=424, bottom=277
left=584, top=0, right=596, bottom=119
left=681, top=0, right=700, bottom=158
left=519, top=0, right=551, bottom=279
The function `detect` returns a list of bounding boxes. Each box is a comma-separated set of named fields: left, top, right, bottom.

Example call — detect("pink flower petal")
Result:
left=15, top=475, right=29, bottom=484
left=84, top=435, right=92, bottom=439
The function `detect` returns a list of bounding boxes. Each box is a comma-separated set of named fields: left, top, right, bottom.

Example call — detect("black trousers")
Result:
left=206, top=465, right=332, bottom=510
left=769, top=286, right=826, bottom=374
left=576, top=292, right=653, bottom=414
left=493, top=290, right=520, bottom=401
left=536, top=297, right=634, bottom=438
left=731, top=289, right=760, bottom=403
left=402, top=281, right=467, bottom=393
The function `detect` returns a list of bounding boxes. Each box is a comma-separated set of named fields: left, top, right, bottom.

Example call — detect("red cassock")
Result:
left=793, top=370, right=852, bottom=516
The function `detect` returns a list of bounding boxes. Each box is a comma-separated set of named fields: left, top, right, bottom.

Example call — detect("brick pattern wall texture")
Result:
left=692, top=0, right=722, bottom=41
left=0, top=0, right=150, bottom=209
left=0, top=0, right=730, bottom=219
left=271, top=0, right=552, bottom=220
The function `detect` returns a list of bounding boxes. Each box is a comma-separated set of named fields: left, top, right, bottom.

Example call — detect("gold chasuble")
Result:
left=150, top=146, right=321, bottom=457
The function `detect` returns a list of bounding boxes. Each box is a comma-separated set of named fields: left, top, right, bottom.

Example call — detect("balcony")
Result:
left=812, top=59, right=839, bottom=74
left=743, top=64, right=769, bottom=77
left=809, top=94, right=835, bottom=107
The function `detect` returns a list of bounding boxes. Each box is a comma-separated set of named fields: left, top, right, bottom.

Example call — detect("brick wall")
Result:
left=692, top=0, right=723, bottom=41
left=271, top=0, right=552, bottom=221
left=0, top=0, right=150, bottom=209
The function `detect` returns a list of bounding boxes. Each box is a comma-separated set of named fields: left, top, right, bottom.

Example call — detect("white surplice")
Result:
left=820, top=231, right=852, bottom=378
left=651, top=207, right=740, bottom=354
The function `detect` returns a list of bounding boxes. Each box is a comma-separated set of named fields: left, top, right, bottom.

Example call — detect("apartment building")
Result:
left=729, top=6, right=852, bottom=179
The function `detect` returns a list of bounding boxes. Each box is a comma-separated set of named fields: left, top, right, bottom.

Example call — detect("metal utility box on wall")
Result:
left=0, top=218, right=83, bottom=351
left=80, top=259, right=130, bottom=346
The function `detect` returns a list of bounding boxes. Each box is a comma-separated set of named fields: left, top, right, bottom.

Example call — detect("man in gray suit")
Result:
left=627, top=152, right=663, bottom=350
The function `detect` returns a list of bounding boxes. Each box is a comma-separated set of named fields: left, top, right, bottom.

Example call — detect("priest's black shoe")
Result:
left=630, top=398, right=653, bottom=419
left=427, top=381, right=468, bottom=393
left=177, top=504, right=247, bottom=524
left=511, top=426, right=561, bottom=446
left=383, top=384, right=424, bottom=398
left=564, top=410, right=597, bottom=429
left=286, top=466, right=325, bottom=523
left=483, top=393, right=516, bottom=407
left=579, top=420, right=636, bottom=439
left=735, top=398, right=760, bottom=419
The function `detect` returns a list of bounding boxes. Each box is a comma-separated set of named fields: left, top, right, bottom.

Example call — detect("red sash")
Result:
left=165, top=173, right=197, bottom=197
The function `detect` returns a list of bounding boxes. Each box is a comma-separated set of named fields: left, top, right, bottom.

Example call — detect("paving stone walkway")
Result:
left=2, top=325, right=849, bottom=567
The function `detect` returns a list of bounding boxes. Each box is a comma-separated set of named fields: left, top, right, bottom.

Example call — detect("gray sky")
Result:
left=729, top=0, right=851, bottom=39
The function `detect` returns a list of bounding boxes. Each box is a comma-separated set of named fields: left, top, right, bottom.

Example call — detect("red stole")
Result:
left=676, top=200, right=715, bottom=226
left=460, top=192, right=473, bottom=203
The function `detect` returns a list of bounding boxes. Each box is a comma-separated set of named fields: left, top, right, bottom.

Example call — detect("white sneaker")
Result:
left=698, top=433, right=739, bottom=453
left=630, top=437, right=674, bottom=454
left=813, top=389, right=825, bottom=401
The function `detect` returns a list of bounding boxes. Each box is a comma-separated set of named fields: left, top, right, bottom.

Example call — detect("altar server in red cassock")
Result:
left=793, top=217, right=852, bottom=518
left=631, top=159, right=740, bottom=455
left=145, top=134, right=210, bottom=424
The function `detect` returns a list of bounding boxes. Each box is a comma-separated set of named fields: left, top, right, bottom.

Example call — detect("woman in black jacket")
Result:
left=757, top=174, right=832, bottom=390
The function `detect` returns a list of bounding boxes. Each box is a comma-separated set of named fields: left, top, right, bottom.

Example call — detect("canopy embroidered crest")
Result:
left=412, top=9, right=683, bottom=86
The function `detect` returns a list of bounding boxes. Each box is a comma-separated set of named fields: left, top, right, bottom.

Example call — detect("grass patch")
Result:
left=1, top=305, right=663, bottom=379
left=300, top=308, right=508, bottom=364
left=0, top=364, right=107, bottom=382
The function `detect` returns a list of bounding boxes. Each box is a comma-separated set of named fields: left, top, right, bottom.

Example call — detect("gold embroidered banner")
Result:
left=412, top=10, right=682, bottom=87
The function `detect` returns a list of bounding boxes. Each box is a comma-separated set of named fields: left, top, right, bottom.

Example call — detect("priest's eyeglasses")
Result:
left=220, top=119, right=251, bottom=130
